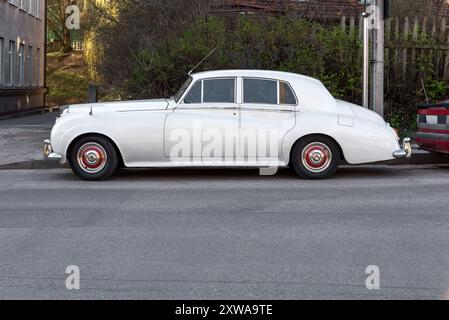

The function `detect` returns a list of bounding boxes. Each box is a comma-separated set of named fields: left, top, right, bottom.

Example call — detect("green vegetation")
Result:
left=386, top=50, right=449, bottom=135
left=47, top=71, right=88, bottom=98
left=46, top=52, right=89, bottom=105
left=83, top=3, right=449, bottom=134
left=123, top=16, right=362, bottom=105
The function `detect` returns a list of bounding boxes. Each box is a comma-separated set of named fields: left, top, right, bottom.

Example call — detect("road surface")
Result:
left=0, top=166, right=448, bottom=299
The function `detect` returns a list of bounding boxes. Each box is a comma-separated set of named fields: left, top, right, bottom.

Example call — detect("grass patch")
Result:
left=47, top=70, right=89, bottom=99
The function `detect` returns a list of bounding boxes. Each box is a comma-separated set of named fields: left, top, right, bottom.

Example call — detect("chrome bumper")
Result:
left=43, top=139, right=63, bottom=161
left=393, top=137, right=412, bottom=159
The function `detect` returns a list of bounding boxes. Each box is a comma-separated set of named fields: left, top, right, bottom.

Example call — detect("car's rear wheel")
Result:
left=291, top=135, right=340, bottom=179
left=69, top=135, right=119, bottom=181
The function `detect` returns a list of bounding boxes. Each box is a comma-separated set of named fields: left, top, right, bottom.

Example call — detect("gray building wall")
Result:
left=0, top=0, right=46, bottom=114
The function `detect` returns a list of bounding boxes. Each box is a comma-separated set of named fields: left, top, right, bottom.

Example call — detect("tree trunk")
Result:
left=62, top=28, right=73, bottom=53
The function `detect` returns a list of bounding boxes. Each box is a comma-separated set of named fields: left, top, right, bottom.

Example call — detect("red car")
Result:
left=415, top=99, right=449, bottom=154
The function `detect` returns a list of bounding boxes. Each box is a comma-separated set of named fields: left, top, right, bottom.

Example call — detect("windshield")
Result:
left=173, top=77, right=193, bottom=103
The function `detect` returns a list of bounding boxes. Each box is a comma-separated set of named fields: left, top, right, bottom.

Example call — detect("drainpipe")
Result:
left=362, top=10, right=370, bottom=109
left=44, top=0, right=48, bottom=108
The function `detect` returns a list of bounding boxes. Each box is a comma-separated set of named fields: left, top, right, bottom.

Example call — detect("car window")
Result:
left=184, top=81, right=202, bottom=104
left=203, top=79, right=235, bottom=103
left=279, top=82, right=297, bottom=105
left=243, top=79, right=277, bottom=104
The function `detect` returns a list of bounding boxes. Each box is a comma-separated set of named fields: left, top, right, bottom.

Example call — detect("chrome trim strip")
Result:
left=174, top=107, right=294, bottom=113
left=393, top=150, right=407, bottom=159
left=241, top=76, right=299, bottom=107
left=182, top=77, right=238, bottom=105
left=47, top=153, right=63, bottom=161
left=240, top=107, right=294, bottom=113
left=116, top=109, right=169, bottom=113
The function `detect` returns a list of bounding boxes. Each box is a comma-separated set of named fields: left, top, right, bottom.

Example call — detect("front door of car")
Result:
left=164, top=78, right=239, bottom=162
left=239, top=78, right=297, bottom=160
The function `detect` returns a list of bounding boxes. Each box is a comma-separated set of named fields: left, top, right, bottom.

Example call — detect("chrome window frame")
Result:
left=181, top=77, right=238, bottom=106
left=241, top=77, right=298, bottom=107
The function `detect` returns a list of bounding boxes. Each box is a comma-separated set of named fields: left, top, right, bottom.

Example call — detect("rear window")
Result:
left=243, top=79, right=277, bottom=104
left=279, top=82, right=296, bottom=105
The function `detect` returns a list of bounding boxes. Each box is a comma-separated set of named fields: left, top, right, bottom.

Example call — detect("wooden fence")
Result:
left=340, top=16, right=449, bottom=84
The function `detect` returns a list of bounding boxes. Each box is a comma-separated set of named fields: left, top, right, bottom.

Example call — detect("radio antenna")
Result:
left=188, top=46, right=218, bottom=76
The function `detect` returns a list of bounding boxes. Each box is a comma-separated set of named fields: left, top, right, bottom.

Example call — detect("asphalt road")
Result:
left=0, top=166, right=449, bottom=300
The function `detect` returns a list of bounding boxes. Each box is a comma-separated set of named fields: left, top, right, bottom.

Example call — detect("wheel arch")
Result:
left=288, top=133, right=346, bottom=166
left=67, top=133, right=125, bottom=167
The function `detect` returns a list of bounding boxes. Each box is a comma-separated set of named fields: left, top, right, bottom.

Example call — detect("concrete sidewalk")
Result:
left=0, top=112, right=447, bottom=169
left=0, top=112, right=65, bottom=169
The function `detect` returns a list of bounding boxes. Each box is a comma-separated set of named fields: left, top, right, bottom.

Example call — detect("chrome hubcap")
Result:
left=77, top=143, right=108, bottom=174
left=301, top=142, right=332, bottom=173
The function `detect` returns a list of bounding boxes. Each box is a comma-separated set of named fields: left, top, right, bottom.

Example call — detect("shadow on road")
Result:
left=55, top=165, right=412, bottom=182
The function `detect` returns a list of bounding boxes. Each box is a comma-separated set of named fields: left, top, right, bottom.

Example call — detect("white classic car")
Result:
left=44, top=70, right=411, bottom=181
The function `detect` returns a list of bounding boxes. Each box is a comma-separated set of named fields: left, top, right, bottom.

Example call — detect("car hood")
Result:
left=336, top=99, right=386, bottom=126
left=67, top=99, right=170, bottom=114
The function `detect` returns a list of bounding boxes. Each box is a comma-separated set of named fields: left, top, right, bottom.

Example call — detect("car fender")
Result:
left=282, top=110, right=401, bottom=165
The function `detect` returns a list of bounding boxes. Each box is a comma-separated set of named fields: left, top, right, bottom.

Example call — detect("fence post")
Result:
left=402, top=17, right=409, bottom=82
left=385, top=16, right=449, bottom=89
left=422, top=17, right=428, bottom=38
left=359, top=16, right=364, bottom=39
left=410, top=17, right=419, bottom=80
left=443, top=20, right=449, bottom=81
left=341, top=15, right=346, bottom=32
left=349, top=16, right=355, bottom=34
left=385, top=18, right=391, bottom=85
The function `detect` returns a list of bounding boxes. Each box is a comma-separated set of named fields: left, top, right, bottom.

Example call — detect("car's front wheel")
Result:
left=69, top=135, right=119, bottom=181
left=291, top=135, right=340, bottom=180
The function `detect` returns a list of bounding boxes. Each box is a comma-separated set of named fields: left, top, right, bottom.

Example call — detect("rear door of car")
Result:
left=239, top=77, right=297, bottom=160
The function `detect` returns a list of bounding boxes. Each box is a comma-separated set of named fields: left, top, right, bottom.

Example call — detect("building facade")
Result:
left=0, top=0, right=46, bottom=114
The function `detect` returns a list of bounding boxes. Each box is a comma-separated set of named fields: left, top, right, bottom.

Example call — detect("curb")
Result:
left=0, top=107, right=59, bottom=121
left=0, top=152, right=447, bottom=171
left=0, top=160, right=68, bottom=170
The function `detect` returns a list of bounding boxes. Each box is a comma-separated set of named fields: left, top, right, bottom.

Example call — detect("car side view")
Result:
left=44, top=70, right=411, bottom=181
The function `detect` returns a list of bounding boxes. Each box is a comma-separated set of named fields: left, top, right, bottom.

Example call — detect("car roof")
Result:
left=189, top=69, right=338, bottom=112
left=191, top=69, right=321, bottom=84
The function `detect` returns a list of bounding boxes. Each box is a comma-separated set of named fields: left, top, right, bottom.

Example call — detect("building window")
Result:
left=7, top=41, right=15, bottom=86
left=36, top=0, right=40, bottom=17
left=26, top=46, right=33, bottom=86
left=34, top=48, right=40, bottom=86
left=18, top=44, right=24, bottom=86
left=0, top=38, right=4, bottom=86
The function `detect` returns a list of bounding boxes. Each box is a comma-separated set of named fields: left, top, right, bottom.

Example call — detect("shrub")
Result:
left=98, top=14, right=362, bottom=105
